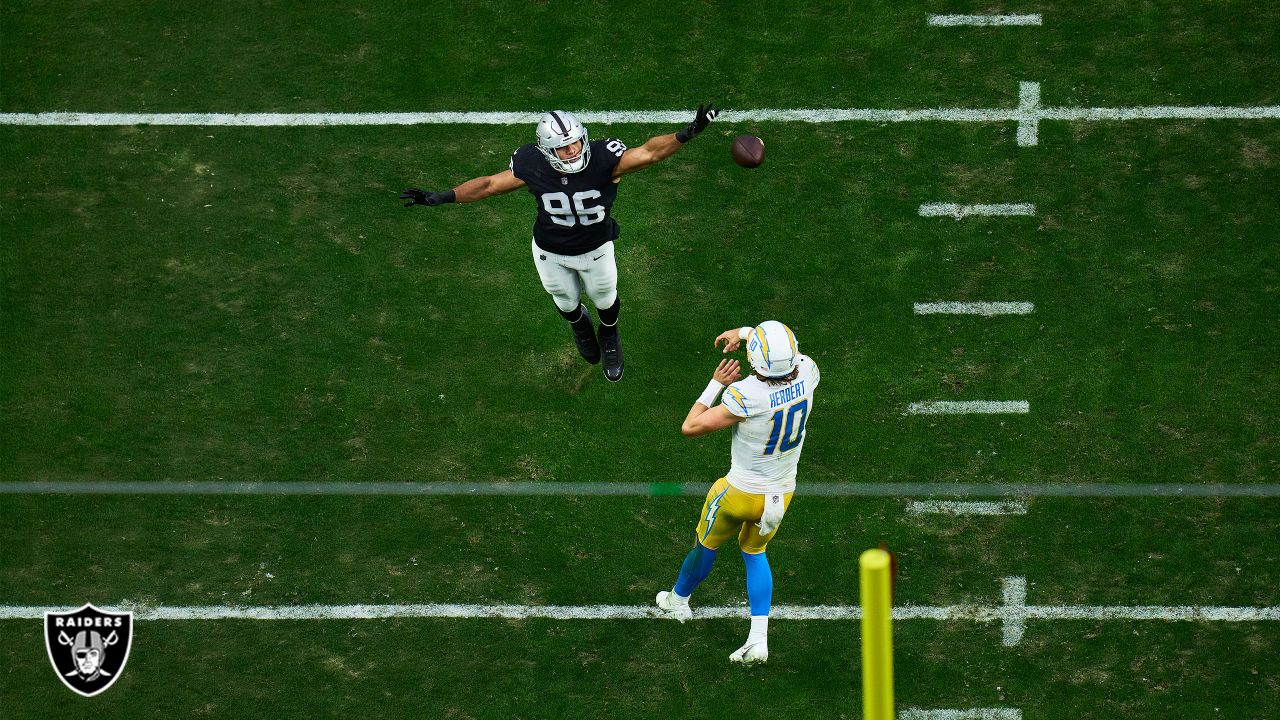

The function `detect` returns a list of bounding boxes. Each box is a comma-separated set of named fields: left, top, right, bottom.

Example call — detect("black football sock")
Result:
left=597, top=297, right=621, bottom=327
left=557, top=303, right=585, bottom=323
left=559, top=302, right=597, bottom=337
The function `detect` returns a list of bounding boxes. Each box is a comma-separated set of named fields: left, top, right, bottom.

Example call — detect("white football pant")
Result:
left=531, top=239, right=618, bottom=313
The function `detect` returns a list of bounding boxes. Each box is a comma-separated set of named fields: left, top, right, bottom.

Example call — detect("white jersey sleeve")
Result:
left=722, top=354, right=819, bottom=494
left=721, top=384, right=754, bottom=419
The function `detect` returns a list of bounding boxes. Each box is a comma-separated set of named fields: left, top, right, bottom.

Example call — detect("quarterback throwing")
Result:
left=656, top=321, right=819, bottom=664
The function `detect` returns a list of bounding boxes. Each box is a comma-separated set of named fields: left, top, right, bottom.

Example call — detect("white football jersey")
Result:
left=720, top=354, right=820, bottom=494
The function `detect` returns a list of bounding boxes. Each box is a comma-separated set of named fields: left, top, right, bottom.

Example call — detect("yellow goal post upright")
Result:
left=859, top=548, right=894, bottom=720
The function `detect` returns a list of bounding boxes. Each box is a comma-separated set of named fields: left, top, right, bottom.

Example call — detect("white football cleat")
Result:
left=655, top=591, right=692, bottom=623
left=729, top=640, right=769, bottom=665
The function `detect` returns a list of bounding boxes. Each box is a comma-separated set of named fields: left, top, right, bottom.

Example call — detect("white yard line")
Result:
left=4, top=83, right=1280, bottom=153
left=1, top=601, right=1275, bottom=624
left=3, top=590, right=1276, bottom=654
left=1043, top=106, right=1280, bottom=120
left=913, top=302, right=1034, bottom=316
left=918, top=203, right=1036, bottom=218
left=0, top=603, right=970, bottom=622
left=1026, top=606, right=1280, bottom=621
left=8, top=104, right=1278, bottom=125
left=906, top=401, right=1030, bottom=415
left=928, top=14, right=1042, bottom=27
left=121, top=106, right=1280, bottom=123
left=901, top=710, right=1022, bottom=720
left=6, top=572, right=1277, bottom=651
left=907, top=501, right=1028, bottom=516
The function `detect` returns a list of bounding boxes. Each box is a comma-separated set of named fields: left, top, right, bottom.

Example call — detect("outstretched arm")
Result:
left=613, top=102, right=720, bottom=178
left=453, top=169, right=525, bottom=202
left=400, top=169, right=525, bottom=207
left=681, top=358, right=745, bottom=437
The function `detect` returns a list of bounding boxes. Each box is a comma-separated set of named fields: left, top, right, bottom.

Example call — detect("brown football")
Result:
left=731, top=134, right=766, bottom=168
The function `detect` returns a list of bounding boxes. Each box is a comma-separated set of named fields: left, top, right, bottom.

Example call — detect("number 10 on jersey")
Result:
left=763, top=399, right=809, bottom=455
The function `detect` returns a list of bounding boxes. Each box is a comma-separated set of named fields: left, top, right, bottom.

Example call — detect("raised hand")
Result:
left=712, top=358, right=741, bottom=385
left=714, top=328, right=743, bottom=353
left=676, top=102, right=720, bottom=143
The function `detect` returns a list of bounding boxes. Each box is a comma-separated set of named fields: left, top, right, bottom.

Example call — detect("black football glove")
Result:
left=675, top=102, right=720, bottom=143
left=399, top=188, right=456, bottom=207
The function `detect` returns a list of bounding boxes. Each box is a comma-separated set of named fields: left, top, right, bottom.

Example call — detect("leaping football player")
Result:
left=399, top=104, right=720, bottom=382
left=656, top=321, right=819, bottom=664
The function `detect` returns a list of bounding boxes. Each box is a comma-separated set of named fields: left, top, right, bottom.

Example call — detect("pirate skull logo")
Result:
left=44, top=604, right=133, bottom=697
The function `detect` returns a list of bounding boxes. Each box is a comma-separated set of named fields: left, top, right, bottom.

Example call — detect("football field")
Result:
left=2, top=2, right=1278, bottom=718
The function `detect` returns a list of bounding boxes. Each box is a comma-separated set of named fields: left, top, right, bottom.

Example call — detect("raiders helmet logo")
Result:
left=44, top=604, right=133, bottom=697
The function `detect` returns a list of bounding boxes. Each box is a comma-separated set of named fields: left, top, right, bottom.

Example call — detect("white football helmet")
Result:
left=536, top=110, right=591, bottom=173
left=746, top=321, right=799, bottom=378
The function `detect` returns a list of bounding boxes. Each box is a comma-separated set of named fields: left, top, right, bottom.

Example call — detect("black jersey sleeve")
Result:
left=509, top=144, right=541, bottom=182
left=593, top=138, right=628, bottom=175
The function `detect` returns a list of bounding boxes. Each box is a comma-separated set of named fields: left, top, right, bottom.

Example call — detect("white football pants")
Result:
left=531, top=239, right=618, bottom=313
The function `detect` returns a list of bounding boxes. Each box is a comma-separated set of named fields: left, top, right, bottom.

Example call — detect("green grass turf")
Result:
left=1, top=619, right=1276, bottom=720
left=3, top=120, right=1277, bottom=484
left=1, top=495, right=1277, bottom=718
left=3, top=1, right=1280, bottom=717
left=3, top=1, right=1280, bottom=113
left=3, top=496, right=1278, bottom=609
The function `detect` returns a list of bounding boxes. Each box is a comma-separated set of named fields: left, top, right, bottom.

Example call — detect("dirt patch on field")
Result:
left=1239, top=137, right=1272, bottom=169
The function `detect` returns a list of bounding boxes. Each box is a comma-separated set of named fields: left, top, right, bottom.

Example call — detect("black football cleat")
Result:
left=599, top=323, right=624, bottom=382
left=569, top=306, right=601, bottom=365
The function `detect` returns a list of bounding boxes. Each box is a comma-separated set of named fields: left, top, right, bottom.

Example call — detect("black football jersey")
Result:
left=509, top=138, right=627, bottom=256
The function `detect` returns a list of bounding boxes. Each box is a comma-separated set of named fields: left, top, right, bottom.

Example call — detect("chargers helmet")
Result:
left=746, top=321, right=799, bottom=378
left=536, top=110, right=591, bottom=173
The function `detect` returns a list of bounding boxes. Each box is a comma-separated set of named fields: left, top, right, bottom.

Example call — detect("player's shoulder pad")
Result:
left=722, top=382, right=752, bottom=417
left=594, top=137, right=627, bottom=166
left=799, top=354, right=820, bottom=386
left=509, top=143, right=541, bottom=177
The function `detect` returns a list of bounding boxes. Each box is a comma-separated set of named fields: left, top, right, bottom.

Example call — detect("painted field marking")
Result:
left=4, top=576, right=1276, bottom=652
left=5, top=481, right=1279, bottom=497
left=1017, top=81, right=1041, bottom=145
left=918, top=203, right=1036, bottom=218
left=1001, top=577, right=1027, bottom=646
left=914, top=302, right=1034, bottom=316
left=10, top=102, right=1280, bottom=126
left=900, top=710, right=1022, bottom=720
left=4, top=82, right=1280, bottom=152
left=906, top=401, right=1030, bottom=415
left=928, top=14, right=1042, bottom=27
left=907, top=501, right=1028, bottom=516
